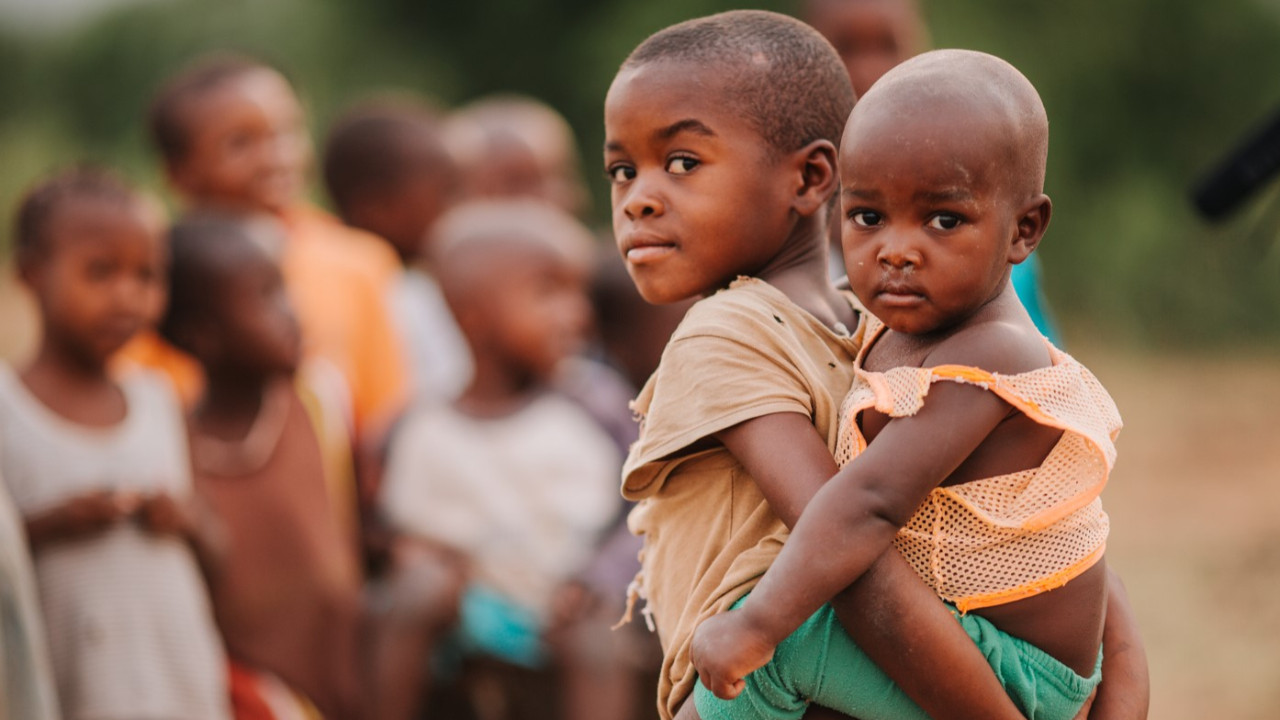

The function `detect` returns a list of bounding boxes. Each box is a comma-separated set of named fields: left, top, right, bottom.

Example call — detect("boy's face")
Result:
left=167, top=69, right=311, bottom=215
left=807, top=0, right=922, bottom=97
left=23, top=200, right=165, bottom=365
left=838, top=107, right=1026, bottom=335
left=475, top=246, right=592, bottom=381
left=203, top=234, right=302, bottom=376
left=604, top=62, right=798, bottom=304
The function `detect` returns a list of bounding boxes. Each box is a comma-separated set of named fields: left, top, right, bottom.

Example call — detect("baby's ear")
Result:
left=790, top=139, right=838, bottom=218
left=1009, top=193, right=1052, bottom=263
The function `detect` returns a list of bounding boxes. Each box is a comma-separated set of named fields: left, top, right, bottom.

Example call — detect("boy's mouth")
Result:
left=622, top=235, right=677, bottom=264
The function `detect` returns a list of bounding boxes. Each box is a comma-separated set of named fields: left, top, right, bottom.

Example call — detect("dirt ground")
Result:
left=2, top=272, right=1279, bottom=718
left=1081, top=345, right=1280, bottom=720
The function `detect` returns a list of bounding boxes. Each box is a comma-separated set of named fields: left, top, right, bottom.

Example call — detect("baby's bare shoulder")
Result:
left=923, top=319, right=1051, bottom=375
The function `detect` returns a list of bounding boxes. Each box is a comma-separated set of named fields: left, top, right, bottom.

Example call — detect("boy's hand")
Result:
left=25, top=490, right=139, bottom=549
left=135, top=492, right=193, bottom=539
left=691, top=609, right=777, bottom=700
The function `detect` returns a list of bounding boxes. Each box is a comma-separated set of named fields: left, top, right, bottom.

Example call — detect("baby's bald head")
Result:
left=849, top=49, right=1048, bottom=202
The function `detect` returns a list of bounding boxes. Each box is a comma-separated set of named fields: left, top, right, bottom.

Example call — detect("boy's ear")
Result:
left=789, top=139, right=839, bottom=218
left=1009, top=193, right=1052, bottom=264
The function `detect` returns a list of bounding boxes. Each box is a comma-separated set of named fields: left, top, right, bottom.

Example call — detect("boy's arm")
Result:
left=709, top=411, right=1026, bottom=720
left=696, top=380, right=1013, bottom=698
left=1085, top=569, right=1150, bottom=719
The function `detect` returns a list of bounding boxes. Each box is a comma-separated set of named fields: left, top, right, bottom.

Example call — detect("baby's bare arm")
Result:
left=711, top=412, right=1025, bottom=720
left=696, top=381, right=1013, bottom=697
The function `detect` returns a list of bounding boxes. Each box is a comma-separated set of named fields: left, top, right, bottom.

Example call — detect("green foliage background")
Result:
left=1, top=0, right=1278, bottom=348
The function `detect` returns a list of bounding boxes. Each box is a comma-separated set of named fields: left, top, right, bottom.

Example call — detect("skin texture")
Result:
left=165, top=68, right=311, bottom=215
left=606, top=56, right=1031, bottom=720
left=689, top=51, right=1116, bottom=714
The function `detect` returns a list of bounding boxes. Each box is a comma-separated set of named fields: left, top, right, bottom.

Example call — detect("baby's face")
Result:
left=167, top=69, right=312, bottom=215
left=603, top=61, right=796, bottom=304
left=838, top=105, right=1022, bottom=335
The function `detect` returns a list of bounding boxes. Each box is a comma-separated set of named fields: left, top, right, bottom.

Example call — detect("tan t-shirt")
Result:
left=622, top=278, right=865, bottom=719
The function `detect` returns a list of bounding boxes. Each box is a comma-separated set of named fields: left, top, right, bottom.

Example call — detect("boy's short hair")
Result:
left=158, top=212, right=264, bottom=349
left=623, top=10, right=854, bottom=154
left=321, top=99, right=449, bottom=220
left=147, top=53, right=272, bottom=164
left=14, top=166, right=142, bottom=260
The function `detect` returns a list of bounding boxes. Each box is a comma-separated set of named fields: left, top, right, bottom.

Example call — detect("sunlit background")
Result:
left=1, top=0, right=1279, bottom=717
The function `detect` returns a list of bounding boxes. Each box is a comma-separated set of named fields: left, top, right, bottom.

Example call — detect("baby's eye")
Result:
left=607, top=165, right=636, bottom=184
left=850, top=210, right=882, bottom=227
left=665, top=156, right=699, bottom=175
left=927, top=213, right=962, bottom=231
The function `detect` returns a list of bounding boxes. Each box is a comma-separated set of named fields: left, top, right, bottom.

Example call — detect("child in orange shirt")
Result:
left=136, top=54, right=408, bottom=449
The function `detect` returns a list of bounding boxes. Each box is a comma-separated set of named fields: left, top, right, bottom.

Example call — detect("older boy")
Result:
left=606, top=10, right=1145, bottom=720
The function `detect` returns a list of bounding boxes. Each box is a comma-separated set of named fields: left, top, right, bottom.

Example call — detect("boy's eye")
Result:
left=665, top=156, right=699, bottom=175
left=607, top=165, right=635, bottom=184
left=850, top=210, right=882, bottom=227
left=928, top=213, right=962, bottom=231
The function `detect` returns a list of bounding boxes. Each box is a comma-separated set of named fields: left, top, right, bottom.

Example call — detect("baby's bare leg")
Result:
left=832, top=549, right=1025, bottom=720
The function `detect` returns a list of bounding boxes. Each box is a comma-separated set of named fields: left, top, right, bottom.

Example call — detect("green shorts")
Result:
left=693, top=596, right=1102, bottom=720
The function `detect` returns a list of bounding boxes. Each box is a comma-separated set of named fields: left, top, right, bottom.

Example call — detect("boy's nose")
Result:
left=621, top=179, right=664, bottom=220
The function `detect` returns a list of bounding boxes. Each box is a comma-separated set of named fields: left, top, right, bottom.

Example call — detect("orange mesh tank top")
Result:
left=834, top=317, right=1122, bottom=613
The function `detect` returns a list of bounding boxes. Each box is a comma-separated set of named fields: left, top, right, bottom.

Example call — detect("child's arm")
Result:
left=136, top=491, right=228, bottom=583
left=708, top=411, right=1026, bottom=720
left=24, top=489, right=137, bottom=551
left=1086, top=569, right=1150, bottom=719
left=695, top=378, right=1014, bottom=699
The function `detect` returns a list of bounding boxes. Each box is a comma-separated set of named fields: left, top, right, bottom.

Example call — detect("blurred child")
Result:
left=138, top=53, right=408, bottom=452
left=159, top=213, right=364, bottom=720
left=445, top=94, right=589, bottom=216
left=605, top=11, right=1146, bottom=720
left=802, top=0, right=1061, bottom=344
left=0, top=168, right=230, bottom=720
left=377, top=200, right=631, bottom=720
left=691, top=49, right=1132, bottom=720
left=0, top=477, right=60, bottom=720
left=322, top=99, right=472, bottom=406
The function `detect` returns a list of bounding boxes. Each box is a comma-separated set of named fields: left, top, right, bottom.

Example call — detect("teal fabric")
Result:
left=456, top=584, right=546, bottom=668
left=693, top=595, right=1101, bottom=720
left=1011, top=253, right=1062, bottom=346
